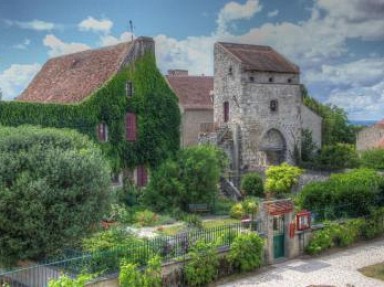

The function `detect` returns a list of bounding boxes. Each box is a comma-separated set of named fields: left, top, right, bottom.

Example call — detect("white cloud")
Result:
left=13, top=39, right=31, bottom=50
left=5, top=19, right=55, bottom=31
left=217, top=0, right=262, bottom=34
left=267, top=10, right=279, bottom=18
left=0, top=64, right=41, bottom=100
left=43, top=34, right=90, bottom=57
left=99, top=32, right=133, bottom=46
left=78, top=17, right=113, bottom=33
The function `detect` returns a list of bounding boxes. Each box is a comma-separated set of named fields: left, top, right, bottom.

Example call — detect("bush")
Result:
left=212, top=196, right=236, bottom=215
left=240, top=173, right=264, bottom=197
left=183, top=214, right=203, bottom=229
left=119, top=256, right=162, bottom=287
left=48, top=274, right=94, bottom=287
left=230, top=203, right=245, bottom=219
left=0, top=126, right=111, bottom=265
left=265, top=163, right=303, bottom=196
left=134, top=210, right=159, bottom=227
left=360, top=149, right=384, bottom=170
left=184, top=240, right=219, bottom=287
left=228, top=232, right=264, bottom=272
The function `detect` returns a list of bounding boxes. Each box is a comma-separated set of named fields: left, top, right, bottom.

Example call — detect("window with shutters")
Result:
left=125, top=113, right=137, bottom=141
left=96, top=122, right=108, bottom=142
left=136, top=166, right=148, bottom=187
left=223, top=101, right=229, bottom=122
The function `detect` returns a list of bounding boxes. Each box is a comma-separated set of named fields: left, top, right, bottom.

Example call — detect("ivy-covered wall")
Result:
left=0, top=53, right=181, bottom=171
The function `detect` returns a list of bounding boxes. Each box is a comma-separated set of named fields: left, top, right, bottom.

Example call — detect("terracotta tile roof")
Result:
left=375, top=119, right=384, bottom=128
left=264, top=200, right=294, bottom=215
left=377, top=137, right=384, bottom=148
left=166, top=75, right=213, bottom=110
left=218, top=42, right=299, bottom=74
left=17, top=42, right=133, bottom=104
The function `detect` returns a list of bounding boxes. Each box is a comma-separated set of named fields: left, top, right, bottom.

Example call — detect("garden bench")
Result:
left=188, top=203, right=210, bottom=213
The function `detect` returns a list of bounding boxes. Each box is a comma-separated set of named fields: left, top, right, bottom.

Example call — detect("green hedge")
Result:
left=0, top=53, right=180, bottom=171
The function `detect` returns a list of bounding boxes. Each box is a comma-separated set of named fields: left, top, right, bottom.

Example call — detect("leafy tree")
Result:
left=302, top=85, right=356, bottom=145
left=315, top=143, right=358, bottom=170
left=265, top=163, right=303, bottom=196
left=240, top=172, right=264, bottom=197
left=301, top=129, right=317, bottom=162
left=0, top=126, right=111, bottom=265
left=144, top=145, right=225, bottom=212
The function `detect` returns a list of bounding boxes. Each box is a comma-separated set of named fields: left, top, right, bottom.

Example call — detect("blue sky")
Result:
left=1, top=0, right=383, bottom=120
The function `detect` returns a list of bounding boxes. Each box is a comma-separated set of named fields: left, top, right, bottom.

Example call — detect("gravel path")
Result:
left=217, top=239, right=384, bottom=287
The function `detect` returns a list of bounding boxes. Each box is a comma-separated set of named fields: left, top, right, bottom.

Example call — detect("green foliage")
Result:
left=228, top=232, right=264, bottom=272
left=265, top=163, right=303, bottom=195
left=306, top=227, right=333, bottom=255
left=241, top=198, right=259, bottom=221
left=212, top=196, right=236, bottom=215
left=0, top=126, right=111, bottom=265
left=107, top=203, right=135, bottom=224
left=183, top=214, right=203, bottom=229
left=298, top=169, right=381, bottom=219
left=301, top=129, right=317, bottom=163
left=315, top=143, right=359, bottom=170
left=119, top=256, right=162, bottom=287
left=302, top=86, right=356, bottom=145
left=134, top=210, right=159, bottom=227
left=230, top=203, right=246, bottom=219
left=240, top=172, right=264, bottom=197
left=184, top=240, right=219, bottom=287
left=360, top=149, right=384, bottom=170
left=0, top=53, right=180, bottom=171
left=48, top=274, right=94, bottom=287
left=360, top=208, right=384, bottom=239
left=144, top=145, right=224, bottom=212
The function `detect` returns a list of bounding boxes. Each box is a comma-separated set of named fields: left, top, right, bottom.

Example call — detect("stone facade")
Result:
left=181, top=109, right=213, bottom=146
left=213, top=42, right=322, bottom=179
left=356, top=121, right=384, bottom=151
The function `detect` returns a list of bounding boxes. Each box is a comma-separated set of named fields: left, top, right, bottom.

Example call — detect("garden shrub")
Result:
left=265, top=163, right=303, bottom=196
left=228, top=232, right=264, bottom=272
left=306, top=227, right=333, bottom=255
left=183, top=214, right=203, bottom=229
left=119, top=256, right=162, bottom=287
left=240, top=172, right=264, bottom=197
left=184, top=240, right=219, bottom=287
left=135, top=210, right=159, bottom=227
left=230, top=203, right=245, bottom=219
left=213, top=196, right=236, bottom=215
left=48, top=274, right=94, bottom=287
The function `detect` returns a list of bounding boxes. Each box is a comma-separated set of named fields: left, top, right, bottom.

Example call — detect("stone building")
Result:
left=356, top=119, right=384, bottom=151
left=166, top=70, right=213, bottom=147
left=212, top=42, right=322, bottom=183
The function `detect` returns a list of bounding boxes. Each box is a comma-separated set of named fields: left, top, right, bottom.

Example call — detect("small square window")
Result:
left=228, top=66, right=233, bottom=75
left=269, top=77, right=273, bottom=83
left=288, top=78, right=292, bottom=83
left=270, top=100, right=278, bottom=112
left=249, top=76, right=254, bottom=82
left=97, top=122, right=108, bottom=142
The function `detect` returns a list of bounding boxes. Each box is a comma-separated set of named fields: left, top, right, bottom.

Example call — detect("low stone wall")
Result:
left=293, top=170, right=331, bottom=193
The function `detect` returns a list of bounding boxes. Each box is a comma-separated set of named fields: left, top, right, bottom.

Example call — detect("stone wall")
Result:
left=356, top=125, right=384, bottom=151
left=181, top=109, right=213, bottom=146
left=293, top=170, right=331, bottom=193
left=301, top=105, right=322, bottom=148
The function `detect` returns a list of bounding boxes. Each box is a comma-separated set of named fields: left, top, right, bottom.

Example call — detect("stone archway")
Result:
left=259, top=129, right=286, bottom=165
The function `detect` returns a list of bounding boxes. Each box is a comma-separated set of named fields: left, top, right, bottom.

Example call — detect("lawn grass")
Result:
left=359, top=262, right=384, bottom=281
left=202, top=217, right=240, bottom=229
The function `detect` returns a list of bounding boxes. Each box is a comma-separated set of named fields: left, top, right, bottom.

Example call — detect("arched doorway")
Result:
left=260, top=129, right=286, bottom=165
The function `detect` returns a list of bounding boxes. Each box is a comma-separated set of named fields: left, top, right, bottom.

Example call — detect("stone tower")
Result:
left=213, top=42, right=303, bottom=182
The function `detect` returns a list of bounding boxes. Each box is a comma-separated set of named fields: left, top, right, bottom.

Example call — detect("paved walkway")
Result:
left=217, top=239, right=384, bottom=287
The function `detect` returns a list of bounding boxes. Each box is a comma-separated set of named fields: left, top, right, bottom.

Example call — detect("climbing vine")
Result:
left=0, top=53, right=180, bottom=171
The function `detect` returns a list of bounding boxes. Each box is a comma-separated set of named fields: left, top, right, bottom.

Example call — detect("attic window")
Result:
left=228, top=66, right=233, bottom=76
left=270, top=100, right=278, bottom=112
left=125, top=81, right=134, bottom=97
left=269, top=77, right=274, bottom=83
left=288, top=78, right=292, bottom=83
left=249, top=76, right=254, bottom=82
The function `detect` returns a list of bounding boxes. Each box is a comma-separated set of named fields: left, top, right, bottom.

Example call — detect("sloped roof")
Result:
left=166, top=75, right=213, bottom=110
left=17, top=41, right=133, bottom=104
left=375, top=119, right=384, bottom=128
left=218, top=42, right=299, bottom=74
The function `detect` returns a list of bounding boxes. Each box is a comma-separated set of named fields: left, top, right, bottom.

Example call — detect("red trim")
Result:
left=125, top=113, right=137, bottom=141
left=137, top=166, right=148, bottom=187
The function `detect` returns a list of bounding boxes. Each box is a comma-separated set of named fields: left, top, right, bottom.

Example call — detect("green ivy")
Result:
left=0, top=53, right=180, bottom=171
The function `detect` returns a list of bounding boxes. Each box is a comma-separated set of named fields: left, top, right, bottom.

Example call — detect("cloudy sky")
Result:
left=1, top=0, right=383, bottom=120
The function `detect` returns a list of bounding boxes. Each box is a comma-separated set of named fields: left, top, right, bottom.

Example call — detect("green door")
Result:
left=272, top=216, right=285, bottom=259
left=273, top=233, right=285, bottom=258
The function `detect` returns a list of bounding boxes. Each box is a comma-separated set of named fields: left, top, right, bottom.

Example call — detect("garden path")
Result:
left=216, top=238, right=384, bottom=287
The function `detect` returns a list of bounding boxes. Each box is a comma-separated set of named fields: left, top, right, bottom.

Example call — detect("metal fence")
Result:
left=0, top=222, right=260, bottom=287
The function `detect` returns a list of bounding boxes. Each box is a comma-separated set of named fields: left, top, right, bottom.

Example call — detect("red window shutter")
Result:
left=223, top=101, right=229, bottom=122
left=125, top=113, right=137, bottom=141
left=137, top=166, right=148, bottom=187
